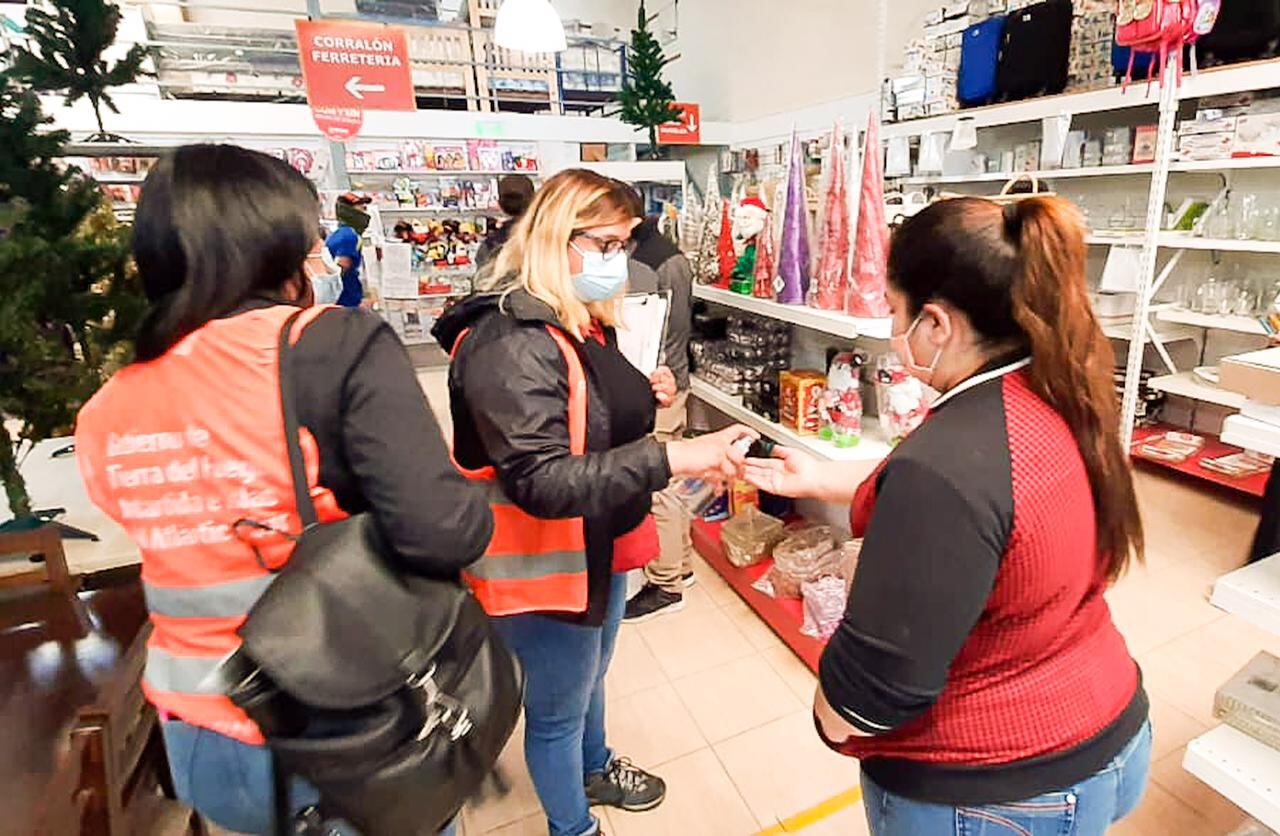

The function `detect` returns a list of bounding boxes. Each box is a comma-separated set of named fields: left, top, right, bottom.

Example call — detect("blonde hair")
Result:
left=492, top=169, right=635, bottom=339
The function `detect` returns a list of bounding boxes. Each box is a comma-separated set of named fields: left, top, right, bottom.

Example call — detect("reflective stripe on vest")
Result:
left=76, top=304, right=338, bottom=744
left=451, top=324, right=589, bottom=616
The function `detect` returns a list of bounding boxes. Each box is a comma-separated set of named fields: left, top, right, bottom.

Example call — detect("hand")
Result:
left=741, top=446, right=823, bottom=499
left=650, top=366, right=677, bottom=407
left=666, top=424, right=758, bottom=480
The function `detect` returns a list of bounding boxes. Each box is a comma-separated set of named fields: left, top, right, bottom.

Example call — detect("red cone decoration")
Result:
left=848, top=112, right=892, bottom=318
left=813, top=120, right=851, bottom=310
left=715, top=200, right=735, bottom=289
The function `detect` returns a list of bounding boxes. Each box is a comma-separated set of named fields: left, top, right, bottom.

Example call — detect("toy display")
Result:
left=369, top=176, right=499, bottom=212
left=780, top=370, right=827, bottom=436
left=728, top=196, right=769, bottom=295
left=389, top=216, right=487, bottom=295
left=346, top=140, right=540, bottom=173
left=875, top=355, right=931, bottom=443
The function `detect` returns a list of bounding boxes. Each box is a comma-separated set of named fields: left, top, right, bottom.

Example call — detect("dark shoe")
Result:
left=585, top=758, right=667, bottom=812
left=681, top=571, right=697, bottom=588
left=623, top=584, right=684, bottom=623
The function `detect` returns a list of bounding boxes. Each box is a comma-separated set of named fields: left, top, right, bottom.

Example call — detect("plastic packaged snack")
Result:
left=756, top=526, right=837, bottom=598
left=801, top=576, right=848, bottom=639
left=720, top=506, right=786, bottom=568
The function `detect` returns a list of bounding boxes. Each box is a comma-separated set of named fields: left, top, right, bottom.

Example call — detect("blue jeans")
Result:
left=861, top=721, right=1152, bottom=836
left=161, top=719, right=456, bottom=836
left=493, top=572, right=629, bottom=836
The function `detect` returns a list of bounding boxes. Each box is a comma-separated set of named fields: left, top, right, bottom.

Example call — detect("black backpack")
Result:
left=222, top=310, right=523, bottom=835
left=996, top=0, right=1073, bottom=102
left=1197, top=0, right=1280, bottom=66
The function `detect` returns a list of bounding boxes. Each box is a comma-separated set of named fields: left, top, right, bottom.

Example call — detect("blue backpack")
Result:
left=1111, top=40, right=1162, bottom=78
left=958, top=15, right=1007, bottom=107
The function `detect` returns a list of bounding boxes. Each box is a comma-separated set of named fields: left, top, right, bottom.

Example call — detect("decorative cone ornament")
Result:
left=694, top=167, right=722, bottom=285
left=848, top=113, right=892, bottom=318
left=813, top=121, right=851, bottom=310
left=715, top=201, right=735, bottom=289
left=776, top=128, right=811, bottom=305
left=753, top=197, right=777, bottom=298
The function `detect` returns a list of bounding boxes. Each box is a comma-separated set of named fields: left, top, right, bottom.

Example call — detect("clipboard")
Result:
left=617, top=291, right=671, bottom=376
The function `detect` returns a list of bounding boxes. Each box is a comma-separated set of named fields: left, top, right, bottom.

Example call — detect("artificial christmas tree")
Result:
left=7, top=0, right=149, bottom=141
left=616, top=0, right=682, bottom=159
left=0, top=78, right=143, bottom=536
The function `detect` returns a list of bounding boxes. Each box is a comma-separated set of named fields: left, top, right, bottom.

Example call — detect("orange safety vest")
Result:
left=451, top=325, right=590, bottom=616
left=75, top=305, right=341, bottom=744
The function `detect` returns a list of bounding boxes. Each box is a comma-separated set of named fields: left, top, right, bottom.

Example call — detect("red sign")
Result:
left=657, top=103, right=701, bottom=145
left=295, top=19, right=415, bottom=140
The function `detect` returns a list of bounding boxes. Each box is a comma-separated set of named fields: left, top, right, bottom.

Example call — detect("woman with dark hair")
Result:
left=74, top=144, right=491, bottom=834
left=745, top=196, right=1150, bottom=835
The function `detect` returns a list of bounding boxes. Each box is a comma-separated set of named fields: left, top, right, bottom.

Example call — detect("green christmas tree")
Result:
left=616, top=0, right=682, bottom=160
left=7, top=0, right=149, bottom=141
left=0, top=76, right=144, bottom=526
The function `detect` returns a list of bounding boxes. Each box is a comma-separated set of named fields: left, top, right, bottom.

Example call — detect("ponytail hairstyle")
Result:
left=888, top=196, right=1143, bottom=581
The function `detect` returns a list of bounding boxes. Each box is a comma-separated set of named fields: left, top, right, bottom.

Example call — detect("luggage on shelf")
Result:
left=995, top=0, right=1073, bottom=102
left=957, top=15, right=1007, bottom=107
left=1196, top=0, right=1280, bottom=66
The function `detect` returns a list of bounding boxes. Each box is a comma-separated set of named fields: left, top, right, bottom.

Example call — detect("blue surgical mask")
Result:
left=570, top=242, right=629, bottom=302
left=307, top=248, right=344, bottom=305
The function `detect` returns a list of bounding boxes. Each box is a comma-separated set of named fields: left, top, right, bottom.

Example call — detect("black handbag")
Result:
left=223, top=310, right=523, bottom=835
left=1197, top=0, right=1280, bottom=66
left=995, top=0, right=1072, bottom=102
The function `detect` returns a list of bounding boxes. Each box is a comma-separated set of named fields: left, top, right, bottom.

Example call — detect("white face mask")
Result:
left=569, top=242, right=629, bottom=302
left=306, top=248, right=343, bottom=306
left=889, top=314, right=944, bottom=387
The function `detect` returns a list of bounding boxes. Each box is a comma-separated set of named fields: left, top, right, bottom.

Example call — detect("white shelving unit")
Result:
left=1085, top=233, right=1280, bottom=254
left=693, top=285, right=894, bottom=341
left=1149, top=372, right=1247, bottom=409
left=1210, top=554, right=1280, bottom=638
left=690, top=378, right=893, bottom=465
left=895, top=157, right=1280, bottom=187
left=1158, top=309, right=1268, bottom=337
left=349, top=169, right=539, bottom=178
left=1222, top=414, right=1280, bottom=458
left=1184, top=725, right=1280, bottom=832
left=376, top=206, right=493, bottom=215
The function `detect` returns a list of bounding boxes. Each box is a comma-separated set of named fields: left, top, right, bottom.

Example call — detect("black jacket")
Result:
left=433, top=291, right=671, bottom=623
left=629, top=217, right=692, bottom=389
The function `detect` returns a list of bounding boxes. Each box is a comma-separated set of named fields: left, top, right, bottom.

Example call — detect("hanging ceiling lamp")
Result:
left=494, top=0, right=567, bottom=54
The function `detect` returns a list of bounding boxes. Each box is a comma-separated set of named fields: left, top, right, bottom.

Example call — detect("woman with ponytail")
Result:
left=744, top=196, right=1150, bottom=835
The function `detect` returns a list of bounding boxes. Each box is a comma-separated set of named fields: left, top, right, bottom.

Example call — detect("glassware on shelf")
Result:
left=1204, top=195, right=1236, bottom=239
left=1254, top=206, right=1280, bottom=242
left=1236, top=194, right=1259, bottom=241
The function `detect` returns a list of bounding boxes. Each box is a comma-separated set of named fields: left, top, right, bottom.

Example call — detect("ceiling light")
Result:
left=494, top=0, right=567, bottom=54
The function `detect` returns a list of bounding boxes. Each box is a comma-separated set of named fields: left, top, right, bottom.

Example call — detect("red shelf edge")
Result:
left=1130, top=424, right=1268, bottom=499
left=691, top=519, right=826, bottom=674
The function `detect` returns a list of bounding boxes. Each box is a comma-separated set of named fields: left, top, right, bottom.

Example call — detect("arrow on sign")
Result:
left=345, top=76, right=387, bottom=100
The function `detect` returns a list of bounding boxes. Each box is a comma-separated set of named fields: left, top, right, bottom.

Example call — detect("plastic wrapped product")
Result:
left=1214, top=651, right=1280, bottom=750
left=763, top=526, right=838, bottom=598
left=801, top=576, right=848, bottom=639
left=720, top=506, right=786, bottom=568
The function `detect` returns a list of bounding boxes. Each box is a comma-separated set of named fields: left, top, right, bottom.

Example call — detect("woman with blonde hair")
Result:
left=433, top=169, right=751, bottom=836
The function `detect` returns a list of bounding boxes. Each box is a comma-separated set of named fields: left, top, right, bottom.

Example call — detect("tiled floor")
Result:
left=419, top=369, right=1277, bottom=836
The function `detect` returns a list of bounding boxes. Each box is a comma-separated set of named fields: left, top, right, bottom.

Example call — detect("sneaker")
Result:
left=623, top=584, right=684, bottom=623
left=681, top=571, right=697, bottom=589
left=585, top=758, right=667, bottom=812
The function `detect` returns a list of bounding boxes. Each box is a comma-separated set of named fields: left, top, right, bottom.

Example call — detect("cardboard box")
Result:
left=1234, top=113, right=1280, bottom=157
left=780, top=370, right=827, bottom=436
left=1221, top=348, right=1280, bottom=405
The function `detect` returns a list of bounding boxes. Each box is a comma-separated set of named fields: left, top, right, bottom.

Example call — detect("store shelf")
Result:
left=882, top=58, right=1280, bottom=140
left=375, top=206, right=494, bottom=215
left=691, top=378, right=894, bottom=465
left=1158, top=308, right=1268, bottom=336
left=350, top=169, right=540, bottom=178
left=1150, top=372, right=1247, bottom=410
left=1097, top=315, right=1198, bottom=344
left=693, top=285, right=893, bottom=340
left=1086, top=232, right=1146, bottom=247
left=1223, top=415, right=1280, bottom=459
left=1131, top=424, right=1269, bottom=498
left=1183, top=725, right=1280, bottom=832
left=1084, top=233, right=1280, bottom=254
left=691, top=518, right=825, bottom=673
left=1173, top=156, right=1280, bottom=173
left=896, top=164, right=1154, bottom=185
left=1211, top=554, right=1280, bottom=638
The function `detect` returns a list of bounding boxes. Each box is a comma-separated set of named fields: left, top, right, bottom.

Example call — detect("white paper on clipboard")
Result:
left=617, top=292, right=670, bottom=376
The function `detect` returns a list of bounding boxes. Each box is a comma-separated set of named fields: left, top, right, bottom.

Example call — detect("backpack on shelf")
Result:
left=958, top=15, right=1008, bottom=107
left=1115, top=0, right=1219, bottom=86
left=995, top=0, right=1073, bottom=102
left=1196, top=0, right=1280, bottom=67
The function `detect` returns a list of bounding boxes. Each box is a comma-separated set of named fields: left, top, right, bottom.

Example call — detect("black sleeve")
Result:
left=339, top=324, right=494, bottom=575
left=818, top=457, right=1004, bottom=734
left=657, top=256, right=692, bottom=389
left=457, top=325, right=671, bottom=520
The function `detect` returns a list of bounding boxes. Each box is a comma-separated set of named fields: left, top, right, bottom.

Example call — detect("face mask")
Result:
left=307, top=249, right=343, bottom=305
left=889, top=313, right=944, bottom=387
left=569, top=242, right=629, bottom=302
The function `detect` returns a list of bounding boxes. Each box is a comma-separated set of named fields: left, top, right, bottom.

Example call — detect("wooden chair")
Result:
left=33, top=623, right=205, bottom=836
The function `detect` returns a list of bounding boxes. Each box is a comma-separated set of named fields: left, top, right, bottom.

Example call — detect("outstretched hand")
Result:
left=741, top=445, right=822, bottom=499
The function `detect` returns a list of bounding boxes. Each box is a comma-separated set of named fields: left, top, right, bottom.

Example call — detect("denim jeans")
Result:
left=861, top=721, right=1152, bottom=836
left=161, top=719, right=456, bottom=836
left=493, top=572, right=629, bottom=836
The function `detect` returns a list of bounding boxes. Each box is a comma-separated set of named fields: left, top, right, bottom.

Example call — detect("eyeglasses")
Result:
left=571, top=230, right=634, bottom=257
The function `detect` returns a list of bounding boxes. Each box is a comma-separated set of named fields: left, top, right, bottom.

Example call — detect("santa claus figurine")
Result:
left=728, top=195, right=769, bottom=296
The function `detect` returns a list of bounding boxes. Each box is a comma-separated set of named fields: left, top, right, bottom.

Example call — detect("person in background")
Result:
left=617, top=191, right=698, bottom=623
left=326, top=192, right=372, bottom=308
left=476, top=172, right=536, bottom=269
left=1250, top=335, right=1280, bottom=564
left=744, top=196, right=1151, bottom=836
left=306, top=228, right=344, bottom=306
left=75, top=145, right=491, bottom=835
left=433, top=169, right=752, bottom=836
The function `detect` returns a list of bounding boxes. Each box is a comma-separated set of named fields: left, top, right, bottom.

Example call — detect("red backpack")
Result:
left=1116, top=0, right=1220, bottom=86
